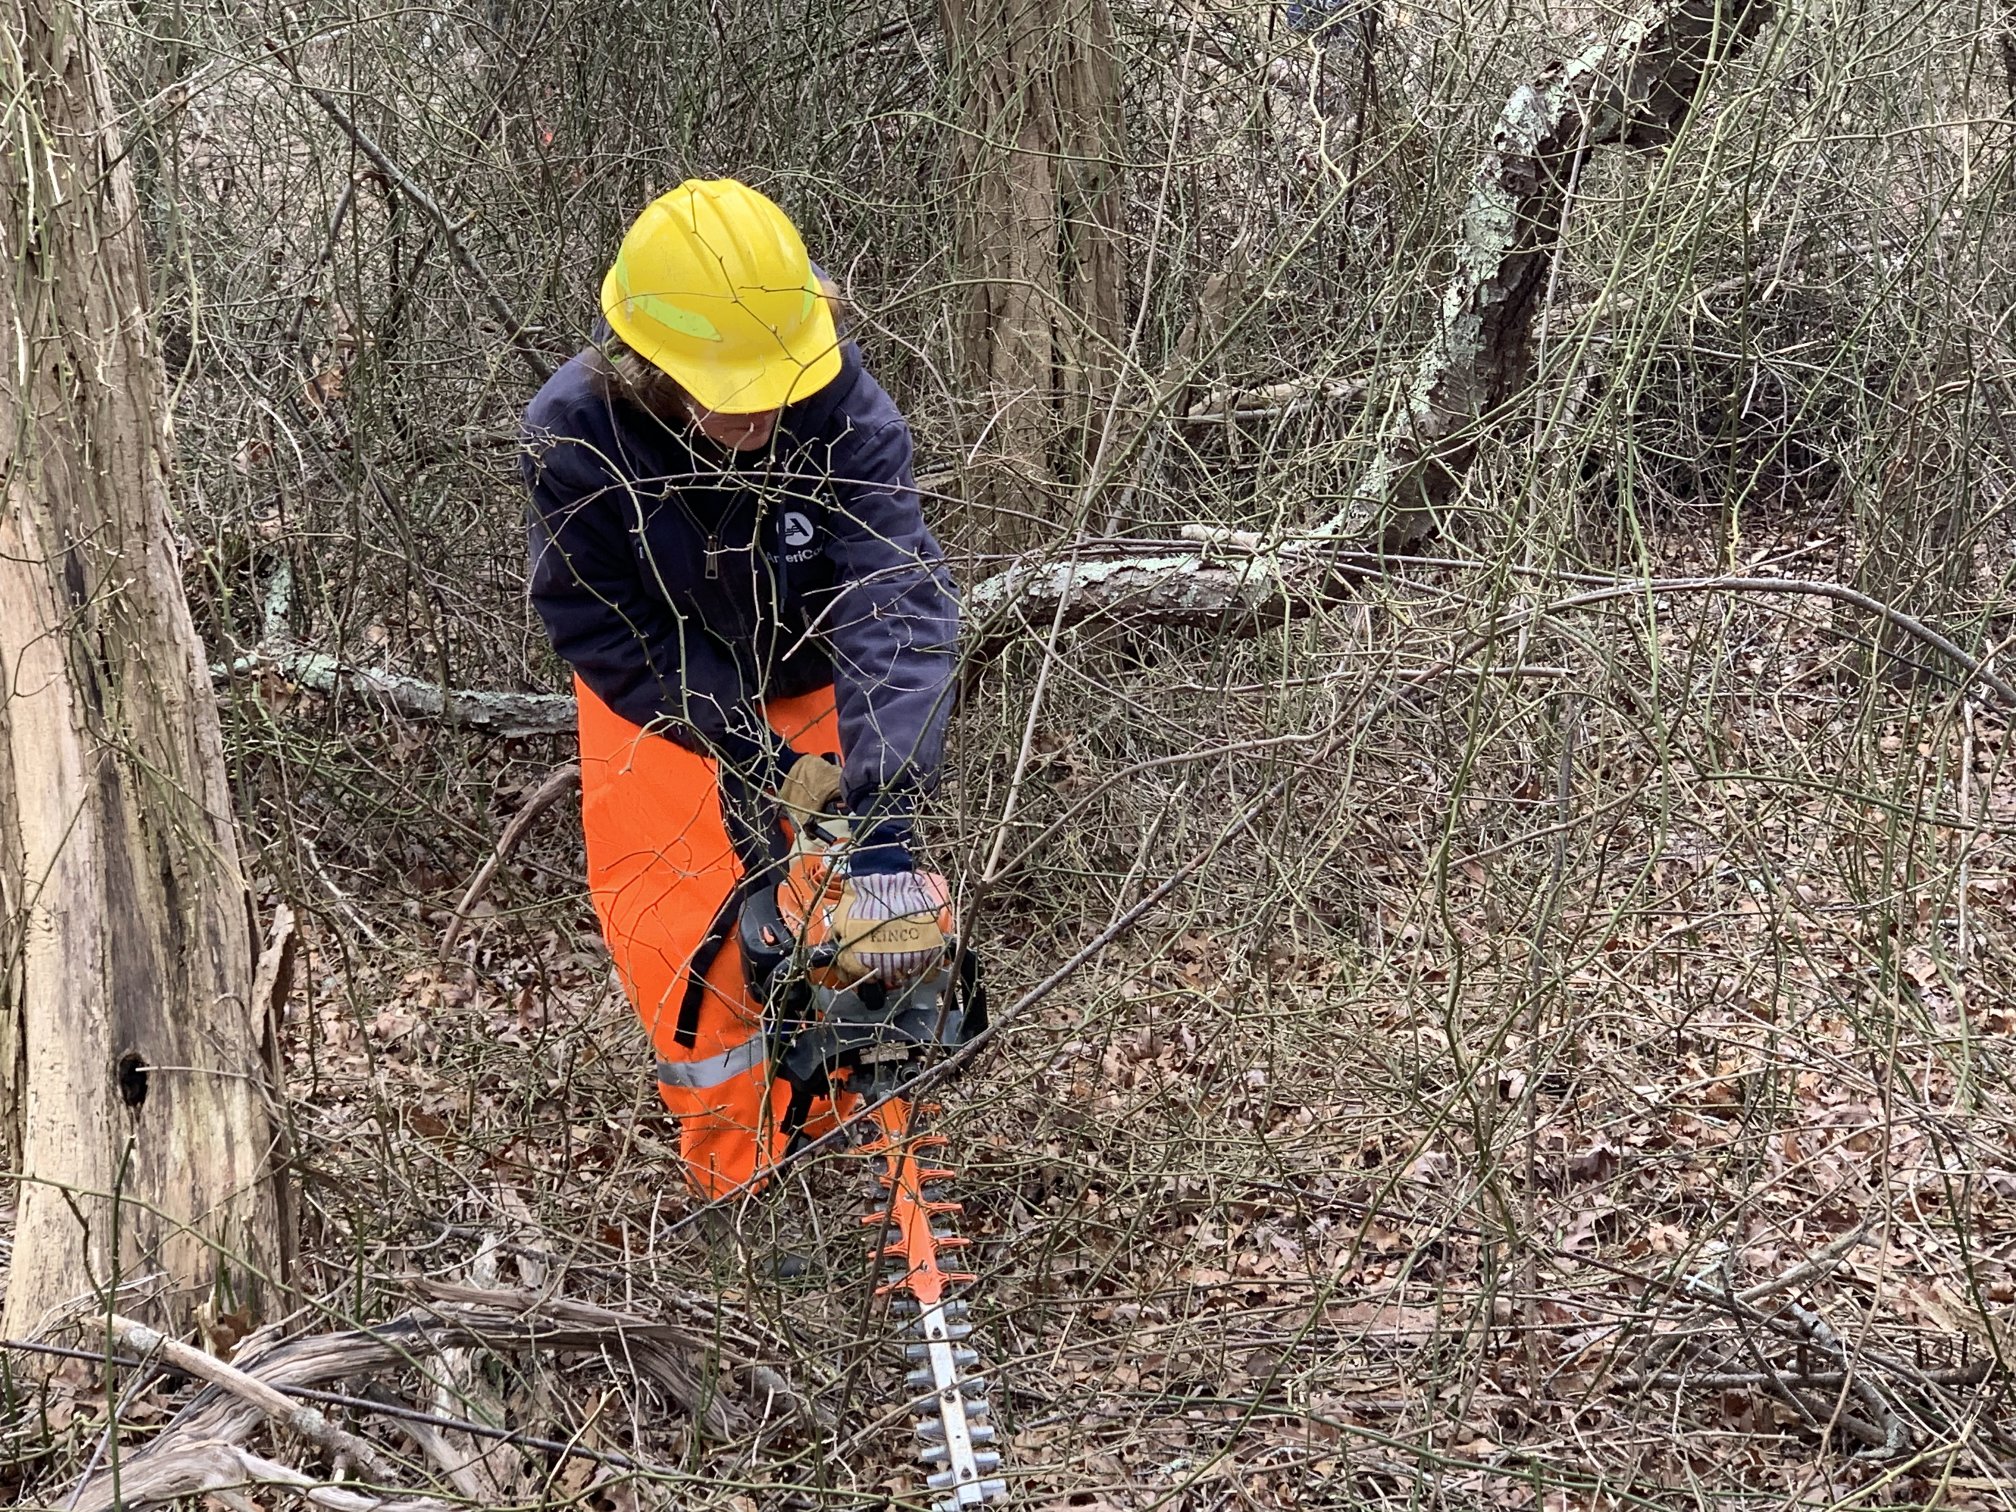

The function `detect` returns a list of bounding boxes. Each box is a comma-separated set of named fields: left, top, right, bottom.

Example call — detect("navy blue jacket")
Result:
left=521, top=342, right=957, bottom=860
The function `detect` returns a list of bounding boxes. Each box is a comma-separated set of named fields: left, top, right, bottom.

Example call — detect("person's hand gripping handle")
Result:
left=777, top=752, right=844, bottom=829
left=831, top=870, right=952, bottom=985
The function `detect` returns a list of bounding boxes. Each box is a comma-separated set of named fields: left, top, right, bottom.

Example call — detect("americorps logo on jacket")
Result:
left=781, top=510, right=818, bottom=564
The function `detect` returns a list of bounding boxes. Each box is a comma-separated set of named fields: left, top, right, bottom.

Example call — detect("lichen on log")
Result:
left=966, top=549, right=1299, bottom=635
left=231, top=648, right=578, bottom=738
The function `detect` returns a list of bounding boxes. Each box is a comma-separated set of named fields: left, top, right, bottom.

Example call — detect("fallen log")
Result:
left=230, top=644, right=576, bottom=737
left=1179, top=374, right=1369, bottom=423
left=966, top=545, right=1319, bottom=638
left=214, top=559, right=575, bottom=737
left=223, top=546, right=2016, bottom=737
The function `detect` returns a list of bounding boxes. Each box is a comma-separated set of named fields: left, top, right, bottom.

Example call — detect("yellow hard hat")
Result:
left=600, top=179, right=842, bottom=414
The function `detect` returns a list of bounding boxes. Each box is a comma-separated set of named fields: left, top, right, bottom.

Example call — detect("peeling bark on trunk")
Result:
left=1344, top=0, right=1775, bottom=547
left=0, top=0, right=280, bottom=1337
left=941, top=0, right=1124, bottom=547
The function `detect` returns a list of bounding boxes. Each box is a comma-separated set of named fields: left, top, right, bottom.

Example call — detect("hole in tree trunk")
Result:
left=118, top=1053, right=150, bottom=1108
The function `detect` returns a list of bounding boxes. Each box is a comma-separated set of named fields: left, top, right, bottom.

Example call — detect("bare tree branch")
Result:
left=266, top=36, right=554, bottom=385
left=439, top=763, right=583, bottom=962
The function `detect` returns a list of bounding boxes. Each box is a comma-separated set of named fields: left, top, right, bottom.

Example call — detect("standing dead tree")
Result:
left=970, top=0, right=1777, bottom=632
left=0, top=0, right=281, bottom=1337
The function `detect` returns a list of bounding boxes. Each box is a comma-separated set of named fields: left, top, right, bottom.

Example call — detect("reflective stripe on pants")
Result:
left=657, top=1037, right=766, bottom=1089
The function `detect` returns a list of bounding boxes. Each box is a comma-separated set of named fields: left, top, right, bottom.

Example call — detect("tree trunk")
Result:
left=0, top=0, right=281, bottom=1338
left=941, top=0, right=1124, bottom=548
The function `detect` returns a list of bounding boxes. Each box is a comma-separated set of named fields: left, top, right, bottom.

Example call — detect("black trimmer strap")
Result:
left=672, top=886, right=747, bottom=1050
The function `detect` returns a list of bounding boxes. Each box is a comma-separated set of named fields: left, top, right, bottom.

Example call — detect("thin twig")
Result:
left=266, top=33, right=553, bottom=385
left=439, top=763, right=583, bottom=962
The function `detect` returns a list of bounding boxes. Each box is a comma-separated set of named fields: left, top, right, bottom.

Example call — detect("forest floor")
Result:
left=6, top=522, right=2016, bottom=1511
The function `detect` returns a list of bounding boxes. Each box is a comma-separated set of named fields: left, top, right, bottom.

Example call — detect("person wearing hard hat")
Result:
left=519, top=179, right=957, bottom=1201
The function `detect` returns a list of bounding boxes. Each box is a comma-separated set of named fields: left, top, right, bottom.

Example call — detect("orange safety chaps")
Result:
left=576, top=676, right=849, bottom=1199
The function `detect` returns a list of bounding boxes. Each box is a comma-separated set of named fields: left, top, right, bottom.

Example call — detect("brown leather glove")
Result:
left=830, top=870, right=951, bottom=985
left=776, top=753, right=844, bottom=827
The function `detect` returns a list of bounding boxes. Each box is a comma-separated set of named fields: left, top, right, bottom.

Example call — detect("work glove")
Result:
left=776, top=752, right=844, bottom=828
left=832, top=869, right=952, bottom=985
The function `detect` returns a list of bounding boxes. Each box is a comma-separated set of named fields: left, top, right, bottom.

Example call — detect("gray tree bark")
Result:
left=1, top=0, right=282, bottom=1337
left=941, top=0, right=1125, bottom=548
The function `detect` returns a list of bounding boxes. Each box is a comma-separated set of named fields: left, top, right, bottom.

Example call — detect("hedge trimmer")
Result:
left=739, top=815, right=1007, bottom=1510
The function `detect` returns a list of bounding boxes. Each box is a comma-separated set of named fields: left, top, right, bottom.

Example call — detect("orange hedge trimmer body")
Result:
left=738, top=818, right=1004, bottom=1509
